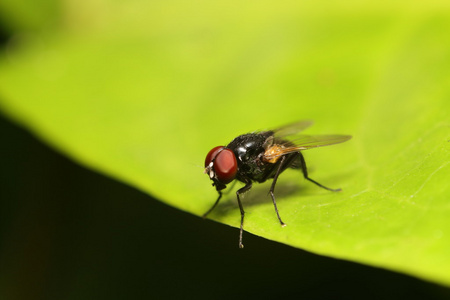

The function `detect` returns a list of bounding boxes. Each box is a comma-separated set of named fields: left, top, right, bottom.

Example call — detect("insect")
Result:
left=203, top=120, right=352, bottom=248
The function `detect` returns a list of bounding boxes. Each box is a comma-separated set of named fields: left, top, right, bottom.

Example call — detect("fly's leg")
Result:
left=224, top=180, right=237, bottom=195
left=203, top=180, right=237, bottom=218
left=298, top=152, right=341, bottom=192
left=202, top=190, right=222, bottom=218
left=268, top=154, right=297, bottom=227
left=236, top=182, right=252, bottom=249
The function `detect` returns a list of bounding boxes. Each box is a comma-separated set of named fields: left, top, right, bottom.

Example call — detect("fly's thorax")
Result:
left=227, top=132, right=271, bottom=164
left=223, top=132, right=275, bottom=182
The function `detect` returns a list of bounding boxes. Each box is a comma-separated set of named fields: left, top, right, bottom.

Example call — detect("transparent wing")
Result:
left=288, top=134, right=352, bottom=150
left=263, top=134, right=352, bottom=162
left=271, top=120, right=314, bottom=137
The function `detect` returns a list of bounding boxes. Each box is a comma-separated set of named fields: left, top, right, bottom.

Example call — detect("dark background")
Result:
left=0, top=27, right=449, bottom=299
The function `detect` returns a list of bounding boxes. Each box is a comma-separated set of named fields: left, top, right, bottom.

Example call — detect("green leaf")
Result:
left=0, top=0, right=449, bottom=286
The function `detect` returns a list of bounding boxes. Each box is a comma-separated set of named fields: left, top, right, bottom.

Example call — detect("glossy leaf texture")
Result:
left=0, top=0, right=449, bottom=286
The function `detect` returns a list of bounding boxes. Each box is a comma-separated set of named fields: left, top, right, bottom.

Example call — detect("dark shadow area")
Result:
left=0, top=23, right=10, bottom=46
left=208, top=179, right=335, bottom=217
left=0, top=113, right=449, bottom=300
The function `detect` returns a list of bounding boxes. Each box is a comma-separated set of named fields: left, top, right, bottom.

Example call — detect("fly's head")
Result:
left=204, top=146, right=238, bottom=191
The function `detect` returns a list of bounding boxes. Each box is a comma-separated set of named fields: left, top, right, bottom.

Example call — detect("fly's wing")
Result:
left=271, top=120, right=314, bottom=138
left=263, top=134, right=352, bottom=163
left=288, top=134, right=352, bottom=150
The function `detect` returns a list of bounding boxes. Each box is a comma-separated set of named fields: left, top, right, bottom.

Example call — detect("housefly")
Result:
left=203, top=120, right=352, bottom=248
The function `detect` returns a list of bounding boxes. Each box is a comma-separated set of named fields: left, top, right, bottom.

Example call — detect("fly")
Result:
left=203, top=120, right=352, bottom=248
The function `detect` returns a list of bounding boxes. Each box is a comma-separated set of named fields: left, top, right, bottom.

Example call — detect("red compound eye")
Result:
left=213, top=149, right=237, bottom=184
left=205, top=146, right=225, bottom=168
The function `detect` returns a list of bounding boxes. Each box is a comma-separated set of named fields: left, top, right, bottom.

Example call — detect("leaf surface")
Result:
left=0, top=0, right=449, bottom=286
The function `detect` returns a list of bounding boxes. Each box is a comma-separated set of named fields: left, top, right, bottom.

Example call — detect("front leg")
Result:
left=202, top=190, right=222, bottom=218
left=236, top=181, right=252, bottom=249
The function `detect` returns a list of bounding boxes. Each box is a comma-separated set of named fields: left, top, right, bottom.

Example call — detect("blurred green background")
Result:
left=0, top=0, right=449, bottom=299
